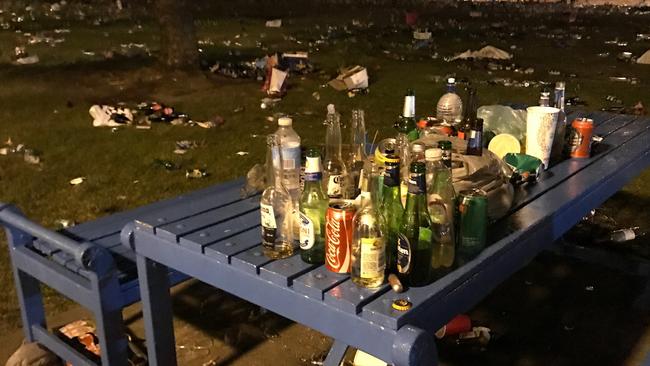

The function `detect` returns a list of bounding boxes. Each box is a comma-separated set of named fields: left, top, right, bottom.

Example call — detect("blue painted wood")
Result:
left=13, top=269, right=45, bottom=342
left=361, top=119, right=650, bottom=331
left=323, top=340, right=349, bottom=366
left=325, top=281, right=390, bottom=314
left=68, top=178, right=245, bottom=239
left=203, top=226, right=262, bottom=263
left=132, top=229, right=399, bottom=365
left=259, top=254, right=319, bottom=286
left=230, top=245, right=274, bottom=274
left=93, top=267, right=129, bottom=366
left=391, top=325, right=437, bottom=366
left=137, top=255, right=177, bottom=366
left=134, top=180, right=247, bottom=234
left=292, top=266, right=349, bottom=300
left=177, top=210, right=260, bottom=251
left=32, top=325, right=99, bottom=366
left=155, top=196, right=260, bottom=244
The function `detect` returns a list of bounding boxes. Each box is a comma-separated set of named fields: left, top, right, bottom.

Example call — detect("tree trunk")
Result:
left=155, top=0, right=198, bottom=69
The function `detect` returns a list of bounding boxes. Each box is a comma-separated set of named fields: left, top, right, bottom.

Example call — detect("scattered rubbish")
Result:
left=233, top=106, right=245, bottom=113
left=605, top=95, right=623, bottom=105
left=637, top=34, right=650, bottom=41
left=565, top=96, right=587, bottom=106
left=58, top=320, right=100, bottom=358
left=597, top=52, right=610, bottom=58
left=636, top=49, right=650, bottom=64
left=312, top=91, right=321, bottom=101
left=267, top=68, right=288, bottom=96
left=457, top=326, right=491, bottom=346
left=138, top=102, right=188, bottom=124
left=617, top=51, right=633, bottom=61
left=563, top=324, right=575, bottom=331
left=585, top=285, right=595, bottom=291
left=450, top=45, right=512, bottom=61
left=608, top=76, right=639, bottom=84
left=353, top=350, right=387, bottom=366
left=186, top=169, right=208, bottom=179
left=265, top=19, right=282, bottom=28
left=174, top=140, right=199, bottom=155
left=236, top=151, right=249, bottom=156
left=13, top=46, right=39, bottom=65
left=5, top=341, right=58, bottom=366
left=154, top=159, right=179, bottom=171
left=503, top=153, right=542, bottom=185
left=23, top=149, right=40, bottom=164
left=69, top=177, right=85, bottom=185
left=413, top=28, right=432, bottom=40
left=55, top=219, right=74, bottom=228
left=435, top=314, right=472, bottom=339
left=328, top=65, right=369, bottom=91
left=633, top=101, right=646, bottom=116
left=600, top=227, right=646, bottom=243
left=260, top=97, right=282, bottom=109
left=89, top=104, right=133, bottom=127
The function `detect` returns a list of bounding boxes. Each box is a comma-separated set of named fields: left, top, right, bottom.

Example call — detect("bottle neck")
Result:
left=351, top=111, right=367, bottom=161
left=464, top=91, right=477, bottom=122
left=446, top=83, right=456, bottom=93
left=325, top=115, right=342, bottom=159
left=554, top=89, right=565, bottom=111
left=403, top=95, right=415, bottom=118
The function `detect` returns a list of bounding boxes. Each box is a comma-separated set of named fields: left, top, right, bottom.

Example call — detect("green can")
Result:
left=457, top=188, right=488, bottom=265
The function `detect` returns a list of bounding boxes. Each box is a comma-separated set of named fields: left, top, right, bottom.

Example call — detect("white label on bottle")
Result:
left=360, top=238, right=385, bottom=278
left=470, top=130, right=477, bottom=139
left=299, top=212, right=315, bottom=249
left=327, top=174, right=343, bottom=197
left=260, top=203, right=276, bottom=229
left=273, top=145, right=301, bottom=190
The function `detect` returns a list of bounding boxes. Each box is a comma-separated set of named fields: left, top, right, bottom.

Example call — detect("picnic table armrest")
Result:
left=0, top=203, right=113, bottom=275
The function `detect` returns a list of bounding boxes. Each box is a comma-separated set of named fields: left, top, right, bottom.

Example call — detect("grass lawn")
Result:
left=0, top=2, right=649, bottom=334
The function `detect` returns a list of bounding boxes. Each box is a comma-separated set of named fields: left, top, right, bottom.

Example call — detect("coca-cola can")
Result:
left=325, top=202, right=355, bottom=273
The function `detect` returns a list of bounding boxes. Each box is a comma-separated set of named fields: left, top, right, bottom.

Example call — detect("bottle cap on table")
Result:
left=392, top=299, right=412, bottom=311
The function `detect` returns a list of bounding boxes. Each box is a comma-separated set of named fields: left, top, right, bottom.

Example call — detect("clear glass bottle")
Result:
left=381, top=147, right=403, bottom=274
left=261, top=134, right=294, bottom=259
left=323, top=104, right=348, bottom=199
left=425, top=148, right=456, bottom=276
left=351, top=170, right=386, bottom=288
left=348, top=109, right=367, bottom=198
left=299, top=148, right=328, bottom=264
left=436, top=78, right=463, bottom=125
left=397, top=162, right=434, bottom=287
left=551, top=81, right=567, bottom=163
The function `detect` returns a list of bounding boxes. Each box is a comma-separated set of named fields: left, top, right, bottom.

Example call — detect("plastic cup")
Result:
left=526, top=106, right=560, bottom=169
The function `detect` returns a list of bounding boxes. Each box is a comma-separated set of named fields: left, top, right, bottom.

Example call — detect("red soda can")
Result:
left=569, top=118, right=594, bottom=158
left=325, top=202, right=355, bottom=273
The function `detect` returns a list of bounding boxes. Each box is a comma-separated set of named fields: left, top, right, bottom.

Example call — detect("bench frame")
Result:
left=1, top=204, right=129, bottom=366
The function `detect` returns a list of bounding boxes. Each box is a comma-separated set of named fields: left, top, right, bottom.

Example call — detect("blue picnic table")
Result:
left=2, top=111, right=650, bottom=365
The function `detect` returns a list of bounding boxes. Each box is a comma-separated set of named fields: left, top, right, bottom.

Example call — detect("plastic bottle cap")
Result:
left=278, top=117, right=292, bottom=126
left=425, top=148, right=443, bottom=160
left=448, top=77, right=456, bottom=84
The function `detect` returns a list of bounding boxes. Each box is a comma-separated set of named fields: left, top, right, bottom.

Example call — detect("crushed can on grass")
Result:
left=325, top=201, right=355, bottom=273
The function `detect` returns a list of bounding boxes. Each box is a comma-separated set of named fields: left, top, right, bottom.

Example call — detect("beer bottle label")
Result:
left=383, top=164, right=400, bottom=187
left=299, top=211, right=315, bottom=249
left=260, top=203, right=277, bottom=247
left=360, top=237, right=385, bottom=278
left=407, top=173, right=426, bottom=194
left=396, top=233, right=412, bottom=274
left=327, top=174, right=343, bottom=197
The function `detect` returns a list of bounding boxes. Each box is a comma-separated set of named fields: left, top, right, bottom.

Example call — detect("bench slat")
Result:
left=177, top=210, right=260, bottom=251
left=259, top=254, right=320, bottom=286
left=324, top=281, right=390, bottom=314
left=203, top=226, right=262, bottom=263
left=155, top=196, right=260, bottom=243
left=293, top=266, right=349, bottom=300
left=230, top=246, right=274, bottom=274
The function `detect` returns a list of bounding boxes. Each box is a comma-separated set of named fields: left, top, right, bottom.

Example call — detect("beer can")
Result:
left=457, top=188, right=488, bottom=265
left=569, top=118, right=594, bottom=158
left=325, top=202, right=355, bottom=273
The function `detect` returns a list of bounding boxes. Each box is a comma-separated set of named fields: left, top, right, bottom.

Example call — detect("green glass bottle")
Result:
left=381, top=148, right=403, bottom=274
left=299, top=148, right=328, bottom=264
left=396, top=162, right=435, bottom=287
left=394, top=89, right=419, bottom=142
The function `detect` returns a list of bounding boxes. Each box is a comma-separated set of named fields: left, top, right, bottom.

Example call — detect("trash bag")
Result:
left=6, top=341, right=60, bottom=366
left=415, top=135, right=514, bottom=221
left=477, top=105, right=527, bottom=143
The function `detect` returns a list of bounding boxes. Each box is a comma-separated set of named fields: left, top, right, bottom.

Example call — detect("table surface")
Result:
left=126, top=111, right=650, bottom=365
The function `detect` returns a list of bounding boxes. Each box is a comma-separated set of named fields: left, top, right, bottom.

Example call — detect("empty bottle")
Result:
left=351, top=169, right=386, bottom=288
left=457, top=88, right=477, bottom=140
left=323, top=104, right=348, bottom=199
left=349, top=109, right=367, bottom=198
left=436, top=78, right=463, bottom=125
left=261, top=134, right=294, bottom=259
left=381, top=146, right=403, bottom=274
left=274, top=117, right=301, bottom=202
left=539, top=91, right=551, bottom=107
left=604, top=227, right=645, bottom=243
left=551, top=81, right=567, bottom=163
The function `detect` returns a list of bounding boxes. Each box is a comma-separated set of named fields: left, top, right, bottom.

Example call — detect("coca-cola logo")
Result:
left=326, top=219, right=341, bottom=269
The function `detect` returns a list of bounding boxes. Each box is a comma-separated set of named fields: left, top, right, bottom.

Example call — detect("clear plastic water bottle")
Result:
left=436, top=78, right=463, bottom=125
left=274, top=117, right=302, bottom=202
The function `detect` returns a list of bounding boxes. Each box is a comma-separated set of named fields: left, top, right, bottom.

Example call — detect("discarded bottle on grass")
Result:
left=605, top=227, right=645, bottom=243
left=436, top=78, right=463, bottom=125
left=261, top=134, right=294, bottom=259
left=299, top=148, right=328, bottom=264
left=351, top=169, right=386, bottom=288
left=323, top=104, right=348, bottom=199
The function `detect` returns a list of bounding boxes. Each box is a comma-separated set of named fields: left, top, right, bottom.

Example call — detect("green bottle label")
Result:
left=396, top=233, right=411, bottom=274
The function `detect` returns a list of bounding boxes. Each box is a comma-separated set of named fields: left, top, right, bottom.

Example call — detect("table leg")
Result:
left=137, top=254, right=177, bottom=366
left=324, top=340, right=349, bottom=366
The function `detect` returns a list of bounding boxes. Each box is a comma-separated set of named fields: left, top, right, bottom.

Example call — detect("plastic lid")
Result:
left=447, top=77, right=456, bottom=84
left=425, top=148, right=443, bottom=160
left=278, top=117, right=292, bottom=126
left=327, top=104, right=335, bottom=115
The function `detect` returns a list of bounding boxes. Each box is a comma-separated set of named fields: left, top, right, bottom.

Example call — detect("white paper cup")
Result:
left=526, top=106, right=559, bottom=169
